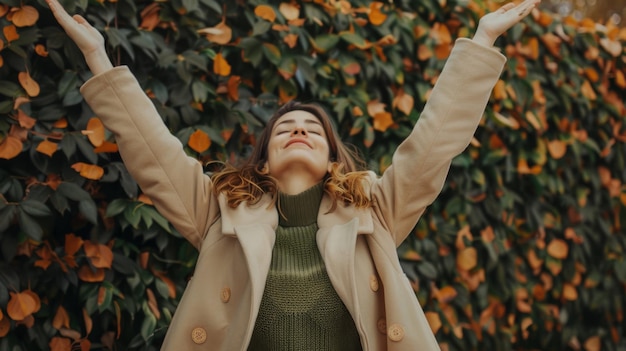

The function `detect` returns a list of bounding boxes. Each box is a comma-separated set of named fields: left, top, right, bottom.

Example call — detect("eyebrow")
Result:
left=274, top=118, right=322, bottom=128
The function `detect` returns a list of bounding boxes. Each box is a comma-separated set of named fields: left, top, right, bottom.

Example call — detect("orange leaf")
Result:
left=562, top=283, right=578, bottom=301
left=83, top=308, right=92, bottom=335
left=49, top=337, right=71, bottom=351
left=3, top=24, right=19, bottom=42
left=71, top=162, right=105, bottom=180
left=547, top=238, right=568, bottom=259
left=424, top=311, right=442, bottom=334
left=279, top=3, right=300, bottom=21
left=16, top=109, right=35, bottom=129
left=188, top=129, right=211, bottom=153
left=393, top=91, right=414, bottom=116
left=493, top=80, right=507, bottom=100
left=86, top=117, right=105, bottom=147
left=372, top=112, right=393, bottom=132
left=342, top=62, right=361, bottom=75
left=197, top=21, right=232, bottom=45
left=7, top=291, right=38, bottom=321
left=52, top=306, right=70, bottom=330
left=366, top=100, right=386, bottom=116
left=213, top=52, right=231, bottom=76
left=97, top=287, right=106, bottom=307
left=84, top=241, right=113, bottom=269
left=53, top=118, right=68, bottom=129
left=431, top=23, right=452, bottom=45
left=0, top=317, right=9, bottom=337
left=283, top=33, right=298, bottom=48
left=94, top=140, right=118, bottom=153
left=368, top=2, right=386, bottom=26
left=615, top=70, right=626, bottom=89
left=65, top=233, right=83, bottom=257
left=23, top=290, right=41, bottom=314
left=457, top=247, right=478, bottom=270
left=584, top=336, right=601, bottom=351
left=36, top=139, right=58, bottom=157
left=139, top=3, right=160, bottom=31
left=0, top=135, right=23, bottom=159
left=255, top=5, right=276, bottom=22
left=78, top=265, right=105, bottom=282
left=18, top=71, right=40, bottom=97
left=11, top=5, right=39, bottom=27
left=581, top=80, right=597, bottom=100
left=435, top=286, right=458, bottom=303
left=547, top=140, right=567, bottom=159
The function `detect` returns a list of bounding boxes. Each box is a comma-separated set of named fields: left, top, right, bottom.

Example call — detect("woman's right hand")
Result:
left=47, top=0, right=113, bottom=75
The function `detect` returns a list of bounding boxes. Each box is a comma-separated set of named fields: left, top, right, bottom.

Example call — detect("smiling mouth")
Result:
left=285, top=140, right=311, bottom=148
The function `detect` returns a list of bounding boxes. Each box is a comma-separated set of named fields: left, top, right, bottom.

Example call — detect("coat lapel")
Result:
left=316, top=196, right=374, bottom=314
left=219, top=194, right=277, bottom=316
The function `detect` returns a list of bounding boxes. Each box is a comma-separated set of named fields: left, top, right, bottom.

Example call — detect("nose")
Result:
left=291, top=127, right=307, bottom=137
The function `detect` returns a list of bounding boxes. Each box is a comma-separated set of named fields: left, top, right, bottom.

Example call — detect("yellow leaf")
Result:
left=71, top=162, right=105, bottom=180
left=213, top=52, right=231, bottom=76
left=197, top=21, right=232, bottom=45
left=457, top=247, right=477, bottom=270
left=188, top=129, right=211, bottom=153
left=493, top=111, right=520, bottom=129
left=3, top=24, right=19, bottom=42
left=581, top=80, right=597, bottom=100
left=366, top=100, right=386, bottom=117
left=18, top=71, right=40, bottom=97
left=424, top=311, right=442, bottom=334
left=547, top=238, right=568, bottom=259
left=0, top=135, right=22, bottom=159
left=86, top=117, right=105, bottom=147
left=11, top=5, right=39, bottom=27
left=368, top=2, right=386, bottom=26
left=36, top=139, right=58, bottom=157
left=279, top=2, right=300, bottom=21
left=255, top=5, right=276, bottom=22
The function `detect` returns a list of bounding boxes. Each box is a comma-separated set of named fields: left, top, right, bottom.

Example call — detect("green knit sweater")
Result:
left=248, top=183, right=362, bottom=351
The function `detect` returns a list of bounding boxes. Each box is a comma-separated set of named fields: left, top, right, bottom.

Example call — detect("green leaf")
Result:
left=57, top=182, right=91, bottom=201
left=79, top=199, right=98, bottom=225
left=106, top=199, right=128, bottom=217
left=18, top=210, right=43, bottom=241
left=0, top=81, right=21, bottom=97
left=313, top=34, right=340, bottom=53
left=262, top=43, right=282, bottom=65
left=19, top=200, right=51, bottom=217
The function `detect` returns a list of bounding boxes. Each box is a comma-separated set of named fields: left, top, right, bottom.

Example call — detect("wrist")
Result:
left=472, top=30, right=496, bottom=48
left=84, top=48, right=113, bottom=76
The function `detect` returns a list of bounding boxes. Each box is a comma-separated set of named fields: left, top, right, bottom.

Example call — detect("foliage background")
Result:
left=0, top=0, right=625, bottom=350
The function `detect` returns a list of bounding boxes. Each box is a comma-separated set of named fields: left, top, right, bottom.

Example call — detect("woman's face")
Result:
left=266, top=110, right=331, bottom=185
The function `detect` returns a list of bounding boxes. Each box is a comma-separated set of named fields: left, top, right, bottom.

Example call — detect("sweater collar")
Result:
left=278, top=182, right=324, bottom=227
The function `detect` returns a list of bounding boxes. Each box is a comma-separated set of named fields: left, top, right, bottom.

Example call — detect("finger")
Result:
left=497, top=3, right=516, bottom=13
left=46, top=0, right=75, bottom=25
left=515, top=0, right=540, bottom=17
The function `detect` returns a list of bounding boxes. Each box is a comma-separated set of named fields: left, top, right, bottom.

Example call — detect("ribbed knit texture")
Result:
left=248, top=183, right=362, bottom=351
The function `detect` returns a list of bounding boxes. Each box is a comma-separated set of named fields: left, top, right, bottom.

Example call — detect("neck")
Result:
left=276, top=170, right=323, bottom=195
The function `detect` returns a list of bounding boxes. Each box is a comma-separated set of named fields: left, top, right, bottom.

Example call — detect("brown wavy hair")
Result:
left=211, top=101, right=372, bottom=212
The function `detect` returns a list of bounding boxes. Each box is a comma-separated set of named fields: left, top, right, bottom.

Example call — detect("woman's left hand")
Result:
left=473, top=0, right=542, bottom=47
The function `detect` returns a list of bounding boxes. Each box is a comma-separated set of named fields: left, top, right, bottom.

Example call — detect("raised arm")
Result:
left=370, top=0, right=541, bottom=245
left=47, top=0, right=220, bottom=248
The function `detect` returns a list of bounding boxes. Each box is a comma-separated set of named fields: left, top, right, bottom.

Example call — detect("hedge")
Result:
left=0, top=0, right=625, bottom=350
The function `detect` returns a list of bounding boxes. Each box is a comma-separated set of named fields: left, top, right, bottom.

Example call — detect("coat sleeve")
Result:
left=80, top=67, right=219, bottom=249
left=369, top=38, right=506, bottom=247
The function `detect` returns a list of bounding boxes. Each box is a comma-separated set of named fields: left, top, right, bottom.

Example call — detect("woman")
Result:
left=47, top=0, right=540, bottom=349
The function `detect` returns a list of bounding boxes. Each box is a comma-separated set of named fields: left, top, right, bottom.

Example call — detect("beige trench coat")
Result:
left=81, top=38, right=505, bottom=350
